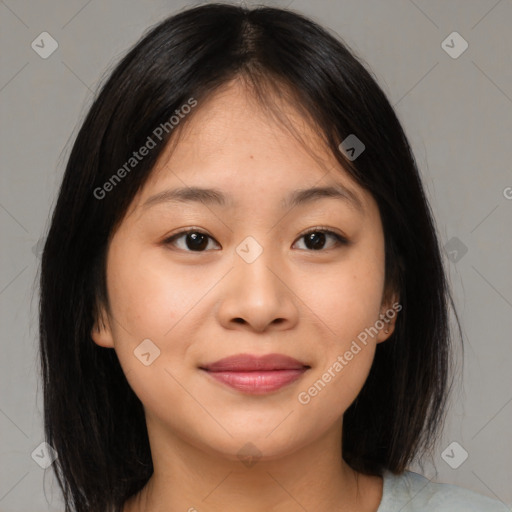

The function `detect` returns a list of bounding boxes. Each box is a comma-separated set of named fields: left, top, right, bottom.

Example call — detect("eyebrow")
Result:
left=141, top=184, right=364, bottom=213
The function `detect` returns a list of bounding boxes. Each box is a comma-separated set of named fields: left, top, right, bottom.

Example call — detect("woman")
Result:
left=38, top=3, right=508, bottom=511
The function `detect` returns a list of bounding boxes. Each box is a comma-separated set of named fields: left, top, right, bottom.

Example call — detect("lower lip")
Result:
left=202, top=368, right=308, bottom=394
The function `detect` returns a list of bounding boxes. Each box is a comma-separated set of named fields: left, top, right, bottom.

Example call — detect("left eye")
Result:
left=164, top=230, right=220, bottom=252
left=293, top=229, right=348, bottom=251
left=163, top=228, right=348, bottom=252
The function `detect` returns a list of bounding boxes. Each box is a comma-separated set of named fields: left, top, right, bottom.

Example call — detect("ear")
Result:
left=91, top=303, right=115, bottom=348
left=375, top=293, right=400, bottom=344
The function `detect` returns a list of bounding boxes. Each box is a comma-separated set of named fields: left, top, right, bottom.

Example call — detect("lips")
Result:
left=200, top=353, right=310, bottom=394
left=201, top=353, right=308, bottom=372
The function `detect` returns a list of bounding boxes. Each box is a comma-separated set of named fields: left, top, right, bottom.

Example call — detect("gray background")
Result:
left=1, top=0, right=511, bottom=510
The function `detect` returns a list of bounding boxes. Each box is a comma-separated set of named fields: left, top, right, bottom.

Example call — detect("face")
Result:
left=92, top=79, right=398, bottom=462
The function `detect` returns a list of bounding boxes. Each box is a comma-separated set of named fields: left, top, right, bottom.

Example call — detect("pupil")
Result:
left=187, top=232, right=208, bottom=251
left=306, top=232, right=325, bottom=250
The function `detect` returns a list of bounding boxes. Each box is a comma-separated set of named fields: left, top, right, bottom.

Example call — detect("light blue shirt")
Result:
left=377, top=470, right=509, bottom=511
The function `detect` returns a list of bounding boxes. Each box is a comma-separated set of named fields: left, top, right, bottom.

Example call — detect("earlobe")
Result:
left=90, top=307, right=115, bottom=348
left=376, top=320, right=396, bottom=344
left=376, top=294, right=400, bottom=344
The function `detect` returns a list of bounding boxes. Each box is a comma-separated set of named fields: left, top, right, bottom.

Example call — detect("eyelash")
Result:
left=162, top=226, right=349, bottom=252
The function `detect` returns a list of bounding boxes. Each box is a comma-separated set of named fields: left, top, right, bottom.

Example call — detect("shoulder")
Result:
left=377, top=469, right=509, bottom=512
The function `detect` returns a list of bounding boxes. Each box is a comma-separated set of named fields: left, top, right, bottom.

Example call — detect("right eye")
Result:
left=162, top=229, right=221, bottom=252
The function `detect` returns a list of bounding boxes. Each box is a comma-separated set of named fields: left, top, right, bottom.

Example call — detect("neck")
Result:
left=124, top=417, right=383, bottom=512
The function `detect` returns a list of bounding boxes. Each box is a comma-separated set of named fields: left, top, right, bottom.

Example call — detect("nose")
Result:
left=216, top=247, right=300, bottom=333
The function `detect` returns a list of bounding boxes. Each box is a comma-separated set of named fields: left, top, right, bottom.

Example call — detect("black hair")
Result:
left=39, top=3, right=462, bottom=511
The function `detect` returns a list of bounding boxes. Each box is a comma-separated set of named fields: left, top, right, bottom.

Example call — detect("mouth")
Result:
left=199, top=353, right=311, bottom=395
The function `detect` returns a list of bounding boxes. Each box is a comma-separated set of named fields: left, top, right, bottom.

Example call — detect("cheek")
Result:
left=295, top=345, right=376, bottom=438
left=103, top=244, right=195, bottom=394
left=294, top=242, right=385, bottom=411
left=106, top=245, right=206, bottom=339
left=104, top=248, right=200, bottom=426
left=303, top=249, right=385, bottom=340
left=296, top=305, right=379, bottom=424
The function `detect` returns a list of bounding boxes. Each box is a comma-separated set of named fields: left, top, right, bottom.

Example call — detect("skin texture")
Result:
left=92, top=78, right=398, bottom=512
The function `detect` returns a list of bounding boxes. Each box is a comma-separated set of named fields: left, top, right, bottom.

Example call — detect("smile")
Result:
left=199, top=353, right=310, bottom=395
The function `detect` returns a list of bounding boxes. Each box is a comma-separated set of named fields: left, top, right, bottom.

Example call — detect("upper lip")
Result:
left=200, top=353, right=309, bottom=372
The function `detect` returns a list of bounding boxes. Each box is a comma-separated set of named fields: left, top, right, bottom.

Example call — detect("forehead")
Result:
left=131, top=79, right=373, bottom=216
left=157, top=80, right=325, bottom=166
